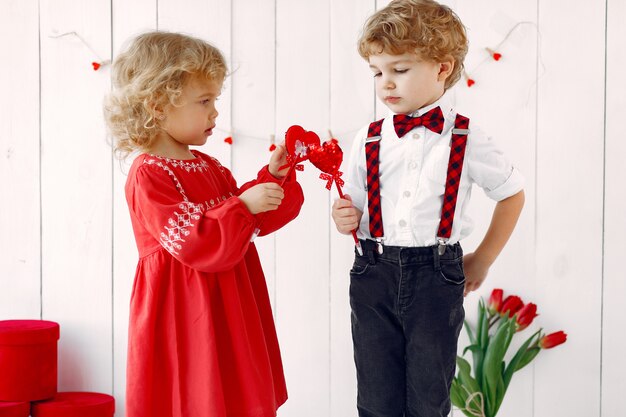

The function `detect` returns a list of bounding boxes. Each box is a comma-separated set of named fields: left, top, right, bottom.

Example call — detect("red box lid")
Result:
left=0, top=320, right=60, bottom=345
left=31, top=392, right=115, bottom=417
left=0, top=401, right=30, bottom=417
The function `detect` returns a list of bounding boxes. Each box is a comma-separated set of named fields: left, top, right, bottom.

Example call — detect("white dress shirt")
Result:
left=342, top=93, right=525, bottom=247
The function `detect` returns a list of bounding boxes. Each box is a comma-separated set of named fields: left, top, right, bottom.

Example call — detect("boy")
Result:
left=331, top=1, right=525, bottom=416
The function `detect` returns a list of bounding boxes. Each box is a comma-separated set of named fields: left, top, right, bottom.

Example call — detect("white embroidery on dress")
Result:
left=148, top=154, right=210, bottom=173
left=204, top=192, right=234, bottom=208
left=209, top=156, right=227, bottom=174
left=142, top=157, right=235, bottom=255
left=144, top=159, right=190, bottom=201
left=159, top=201, right=205, bottom=255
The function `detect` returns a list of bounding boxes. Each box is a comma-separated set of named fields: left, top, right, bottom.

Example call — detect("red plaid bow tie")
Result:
left=393, top=106, right=445, bottom=138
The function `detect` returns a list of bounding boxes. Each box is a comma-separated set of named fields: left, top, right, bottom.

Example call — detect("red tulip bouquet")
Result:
left=451, top=289, right=567, bottom=417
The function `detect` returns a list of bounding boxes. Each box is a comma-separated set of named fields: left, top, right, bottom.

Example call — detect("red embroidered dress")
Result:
left=125, top=150, right=303, bottom=417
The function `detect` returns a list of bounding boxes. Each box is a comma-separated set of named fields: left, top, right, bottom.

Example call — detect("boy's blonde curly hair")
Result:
left=104, top=31, right=227, bottom=159
left=358, top=0, right=468, bottom=89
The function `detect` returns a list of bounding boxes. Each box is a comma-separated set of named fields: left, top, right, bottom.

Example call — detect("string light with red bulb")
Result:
left=462, top=21, right=539, bottom=88
left=49, top=31, right=110, bottom=71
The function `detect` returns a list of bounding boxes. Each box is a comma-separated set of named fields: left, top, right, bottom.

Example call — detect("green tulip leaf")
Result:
left=503, top=329, right=542, bottom=391
left=476, top=301, right=485, bottom=346
left=515, top=347, right=541, bottom=372
left=452, top=364, right=486, bottom=417
left=450, top=378, right=466, bottom=409
left=492, top=373, right=506, bottom=417
left=464, top=320, right=476, bottom=345
left=475, top=302, right=490, bottom=386
left=479, top=300, right=490, bottom=349
left=502, top=316, right=517, bottom=354
left=457, top=355, right=472, bottom=375
left=461, top=344, right=484, bottom=382
left=456, top=356, right=481, bottom=395
left=482, top=318, right=512, bottom=417
left=462, top=343, right=481, bottom=357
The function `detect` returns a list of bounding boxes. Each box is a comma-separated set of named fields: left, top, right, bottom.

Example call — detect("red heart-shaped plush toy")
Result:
left=285, top=125, right=320, bottom=159
left=308, top=139, right=344, bottom=174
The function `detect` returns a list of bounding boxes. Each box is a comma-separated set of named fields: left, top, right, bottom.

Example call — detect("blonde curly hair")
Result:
left=358, top=0, right=468, bottom=89
left=104, top=31, right=227, bottom=159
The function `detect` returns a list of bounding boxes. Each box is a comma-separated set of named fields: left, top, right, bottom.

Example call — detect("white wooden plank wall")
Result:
left=0, top=0, right=41, bottom=320
left=39, top=0, right=113, bottom=393
left=1, top=1, right=624, bottom=417
left=274, top=1, right=331, bottom=415
left=602, top=0, right=626, bottom=416
left=534, top=1, right=606, bottom=416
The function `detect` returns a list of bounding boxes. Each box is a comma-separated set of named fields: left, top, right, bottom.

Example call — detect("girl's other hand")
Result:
left=268, top=144, right=289, bottom=178
left=239, top=183, right=285, bottom=214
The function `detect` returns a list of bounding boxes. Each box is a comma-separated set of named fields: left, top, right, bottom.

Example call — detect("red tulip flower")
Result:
left=515, top=303, right=538, bottom=331
left=500, top=295, right=524, bottom=318
left=488, top=288, right=503, bottom=315
left=539, top=331, right=567, bottom=349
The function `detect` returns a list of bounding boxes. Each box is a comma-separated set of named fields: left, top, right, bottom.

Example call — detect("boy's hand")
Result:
left=332, top=195, right=362, bottom=235
left=461, top=190, right=525, bottom=297
left=462, top=252, right=490, bottom=297
left=268, top=144, right=289, bottom=178
left=239, top=183, right=285, bottom=214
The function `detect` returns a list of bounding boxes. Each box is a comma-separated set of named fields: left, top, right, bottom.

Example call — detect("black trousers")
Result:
left=350, top=239, right=465, bottom=417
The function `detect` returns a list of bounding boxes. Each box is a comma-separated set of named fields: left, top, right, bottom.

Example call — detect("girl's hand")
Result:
left=462, top=252, right=490, bottom=297
left=332, top=195, right=362, bottom=235
left=239, top=183, right=285, bottom=214
left=268, top=144, right=289, bottom=178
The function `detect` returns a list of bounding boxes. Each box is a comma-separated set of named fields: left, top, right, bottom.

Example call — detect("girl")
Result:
left=104, top=31, right=303, bottom=417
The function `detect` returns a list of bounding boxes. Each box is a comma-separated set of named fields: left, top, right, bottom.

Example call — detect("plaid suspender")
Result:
left=436, top=114, right=470, bottom=242
left=365, top=119, right=385, bottom=240
left=364, top=114, right=470, bottom=251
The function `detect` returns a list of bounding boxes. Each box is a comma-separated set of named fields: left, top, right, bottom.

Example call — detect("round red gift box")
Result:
left=0, top=320, right=59, bottom=402
left=31, top=392, right=115, bottom=417
left=0, top=401, right=30, bottom=417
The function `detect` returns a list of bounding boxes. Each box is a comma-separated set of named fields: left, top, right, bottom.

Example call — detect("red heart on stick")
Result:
left=285, top=125, right=305, bottom=155
left=284, top=125, right=320, bottom=159
left=308, top=139, right=343, bottom=174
